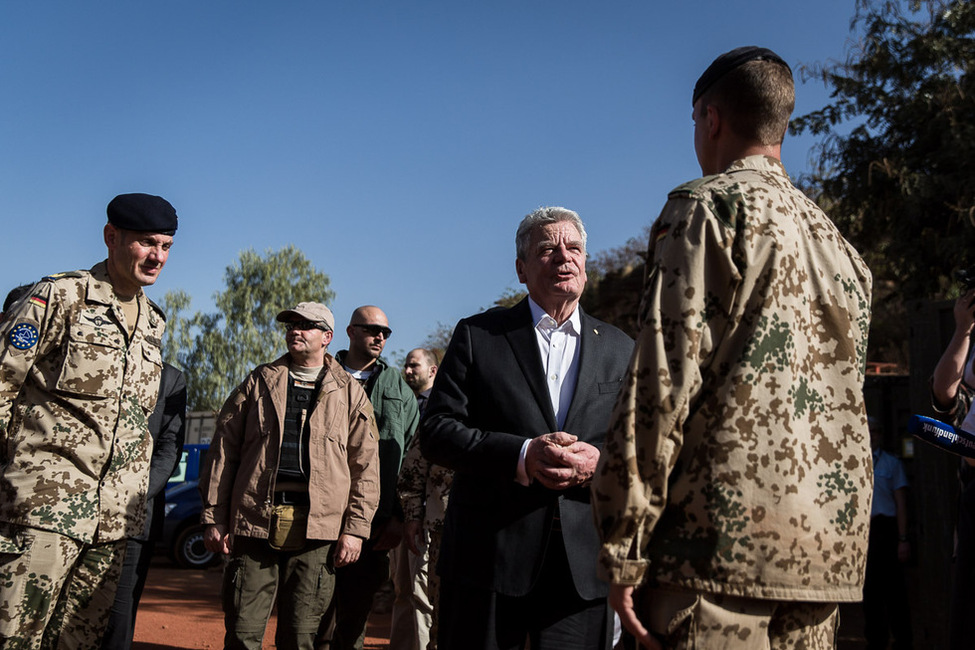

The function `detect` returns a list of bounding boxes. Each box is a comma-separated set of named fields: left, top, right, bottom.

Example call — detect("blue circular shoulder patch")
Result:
left=8, top=323, right=39, bottom=350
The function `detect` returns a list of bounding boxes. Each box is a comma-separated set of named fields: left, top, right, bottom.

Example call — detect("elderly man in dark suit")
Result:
left=420, top=206, right=634, bottom=650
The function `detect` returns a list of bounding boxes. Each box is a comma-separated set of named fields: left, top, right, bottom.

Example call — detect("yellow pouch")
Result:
left=268, top=504, right=309, bottom=552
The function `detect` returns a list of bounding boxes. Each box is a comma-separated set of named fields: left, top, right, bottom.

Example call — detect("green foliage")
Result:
left=493, top=288, right=527, bottom=309
left=580, top=229, right=651, bottom=338
left=421, top=322, right=455, bottom=357
left=587, top=226, right=650, bottom=281
left=791, top=0, right=975, bottom=364
left=160, top=289, right=193, bottom=368
left=161, top=246, right=334, bottom=411
left=416, top=292, right=522, bottom=359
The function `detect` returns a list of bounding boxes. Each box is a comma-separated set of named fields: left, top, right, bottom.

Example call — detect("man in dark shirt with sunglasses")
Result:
left=319, top=305, right=420, bottom=650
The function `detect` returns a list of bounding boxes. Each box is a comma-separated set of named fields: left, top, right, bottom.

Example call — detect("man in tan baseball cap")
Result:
left=199, top=300, right=380, bottom=649
left=275, top=301, right=336, bottom=333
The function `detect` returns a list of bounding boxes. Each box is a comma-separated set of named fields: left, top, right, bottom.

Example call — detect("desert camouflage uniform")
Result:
left=592, top=156, right=873, bottom=608
left=0, top=261, right=165, bottom=649
left=399, top=435, right=452, bottom=543
left=397, top=435, right=453, bottom=649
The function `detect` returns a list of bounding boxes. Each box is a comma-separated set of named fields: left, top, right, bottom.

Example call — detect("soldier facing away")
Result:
left=0, top=193, right=178, bottom=649
left=591, top=47, right=874, bottom=650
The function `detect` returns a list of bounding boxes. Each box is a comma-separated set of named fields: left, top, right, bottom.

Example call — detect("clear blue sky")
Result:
left=0, top=1, right=860, bottom=361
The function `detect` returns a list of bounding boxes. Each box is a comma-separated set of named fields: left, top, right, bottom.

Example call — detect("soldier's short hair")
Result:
left=515, top=207, right=588, bottom=262
left=698, top=59, right=795, bottom=146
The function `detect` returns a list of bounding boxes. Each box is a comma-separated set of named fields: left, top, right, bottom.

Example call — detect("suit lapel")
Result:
left=562, top=308, right=597, bottom=430
left=504, top=300, right=558, bottom=432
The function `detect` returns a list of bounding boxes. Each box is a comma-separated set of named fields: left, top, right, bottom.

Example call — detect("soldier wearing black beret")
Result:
left=0, top=192, right=180, bottom=648
left=107, top=192, right=179, bottom=236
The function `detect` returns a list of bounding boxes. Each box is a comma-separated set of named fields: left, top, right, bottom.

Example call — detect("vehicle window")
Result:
left=169, top=450, right=188, bottom=484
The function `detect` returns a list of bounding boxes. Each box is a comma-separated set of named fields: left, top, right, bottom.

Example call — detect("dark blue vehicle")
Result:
left=162, top=443, right=218, bottom=568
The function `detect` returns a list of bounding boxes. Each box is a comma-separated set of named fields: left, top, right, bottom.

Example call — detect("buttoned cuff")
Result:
left=597, top=546, right=648, bottom=586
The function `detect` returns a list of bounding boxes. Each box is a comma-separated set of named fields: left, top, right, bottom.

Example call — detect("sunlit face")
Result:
left=104, top=225, right=173, bottom=297
left=515, top=221, right=587, bottom=309
left=285, top=320, right=332, bottom=360
left=403, top=350, right=436, bottom=393
left=347, top=307, right=390, bottom=361
left=693, top=98, right=714, bottom=175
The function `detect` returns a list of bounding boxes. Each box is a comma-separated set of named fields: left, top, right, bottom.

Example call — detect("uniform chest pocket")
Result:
left=377, top=389, right=406, bottom=439
left=55, top=319, right=126, bottom=398
left=134, top=342, right=164, bottom=411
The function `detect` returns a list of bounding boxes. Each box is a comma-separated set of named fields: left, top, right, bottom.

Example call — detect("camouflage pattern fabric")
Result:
left=638, top=586, right=839, bottom=650
left=396, top=436, right=452, bottom=650
left=0, top=524, right=126, bottom=649
left=0, top=261, right=164, bottom=543
left=397, top=434, right=453, bottom=533
left=592, top=156, right=873, bottom=602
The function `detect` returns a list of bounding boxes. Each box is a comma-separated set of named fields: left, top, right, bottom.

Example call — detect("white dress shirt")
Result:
left=515, top=297, right=582, bottom=485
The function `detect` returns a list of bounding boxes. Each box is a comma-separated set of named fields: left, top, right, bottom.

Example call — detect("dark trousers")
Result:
left=437, top=529, right=610, bottom=650
left=101, top=538, right=154, bottom=650
left=951, top=475, right=975, bottom=650
left=317, top=541, right=390, bottom=650
left=863, top=515, right=912, bottom=650
left=223, top=536, right=335, bottom=650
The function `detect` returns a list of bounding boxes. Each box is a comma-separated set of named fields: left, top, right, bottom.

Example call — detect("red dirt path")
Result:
left=132, top=559, right=390, bottom=650
left=131, top=558, right=868, bottom=649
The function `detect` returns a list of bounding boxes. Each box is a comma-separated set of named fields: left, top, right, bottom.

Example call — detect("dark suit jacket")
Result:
left=420, top=299, right=633, bottom=600
left=141, top=362, right=187, bottom=541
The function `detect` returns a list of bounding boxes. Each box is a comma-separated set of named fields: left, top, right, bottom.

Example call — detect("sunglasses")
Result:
left=285, top=320, right=329, bottom=332
left=352, top=323, right=392, bottom=339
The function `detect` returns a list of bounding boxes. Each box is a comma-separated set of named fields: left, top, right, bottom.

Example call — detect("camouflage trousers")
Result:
left=389, top=528, right=438, bottom=650
left=638, top=587, right=840, bottom=650
left=0, top=524, right=125, bottom=650
left=388, top=539, right=424, bottom=650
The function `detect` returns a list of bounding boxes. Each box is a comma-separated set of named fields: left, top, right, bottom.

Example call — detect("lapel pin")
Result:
left=593, top=328, right=599, bottom=335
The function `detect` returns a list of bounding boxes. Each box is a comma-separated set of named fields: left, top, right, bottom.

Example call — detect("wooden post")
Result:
left=907, top=298, right=963, bottom=648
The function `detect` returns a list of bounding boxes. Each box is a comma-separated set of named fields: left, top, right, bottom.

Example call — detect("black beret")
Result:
left=693, top=46, right=791, bottom=105
left=107, top=193, right=178, bottom=235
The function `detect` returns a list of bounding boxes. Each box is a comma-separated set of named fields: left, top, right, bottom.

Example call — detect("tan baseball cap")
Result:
left=275, top=302, right=335, bottom=332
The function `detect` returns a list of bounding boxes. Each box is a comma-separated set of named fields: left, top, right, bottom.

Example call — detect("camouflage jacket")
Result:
left=0, top=261, right=165, bottom=543
left=397, top=432, right=453, bottom=532
left=592, top=156, right=874, bottom=602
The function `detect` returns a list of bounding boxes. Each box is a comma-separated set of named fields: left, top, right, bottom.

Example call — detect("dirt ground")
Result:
left=132, top=557, right=390, bottom=650
left=132, top=556, right=868, bottom=650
